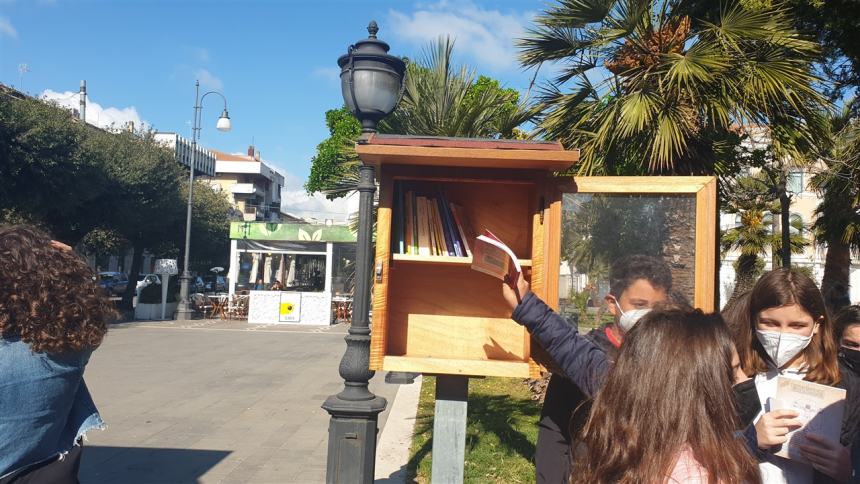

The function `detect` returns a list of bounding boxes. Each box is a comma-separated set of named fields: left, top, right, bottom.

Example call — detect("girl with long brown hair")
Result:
left=572, top=307, right=761, bottom=484
left=733, top=268, right=848, bottom=482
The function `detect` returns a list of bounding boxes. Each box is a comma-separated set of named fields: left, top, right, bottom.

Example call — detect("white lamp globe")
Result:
left=216, top=110, right=232, bottom=132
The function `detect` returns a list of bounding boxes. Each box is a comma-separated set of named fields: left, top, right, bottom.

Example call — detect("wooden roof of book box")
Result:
left=355, top=134, right=580, bottom=171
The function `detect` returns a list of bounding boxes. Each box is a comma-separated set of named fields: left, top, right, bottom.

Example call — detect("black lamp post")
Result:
left=322, top=21, right=405, bottom=484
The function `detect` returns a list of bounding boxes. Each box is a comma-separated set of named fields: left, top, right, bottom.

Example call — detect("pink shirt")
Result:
left=666, top=447, right=712, bottom=484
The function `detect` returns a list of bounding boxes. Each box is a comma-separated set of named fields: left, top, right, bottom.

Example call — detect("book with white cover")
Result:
left=771, top=376, right=846, bottom=463
left=470, top=230, right=521, bottom=281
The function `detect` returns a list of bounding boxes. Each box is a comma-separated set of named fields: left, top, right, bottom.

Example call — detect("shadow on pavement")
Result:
left=79, top=446, right=231, bottom=484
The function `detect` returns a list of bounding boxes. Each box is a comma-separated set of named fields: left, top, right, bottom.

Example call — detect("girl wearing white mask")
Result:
left=733, top=268, right=846, bottom=483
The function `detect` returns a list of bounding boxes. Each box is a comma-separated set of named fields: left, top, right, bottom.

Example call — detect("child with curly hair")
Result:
left=0, top=225, right=114, bottom=483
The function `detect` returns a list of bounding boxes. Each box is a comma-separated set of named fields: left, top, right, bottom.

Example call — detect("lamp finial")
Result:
left=367, top=21, right=378, bottom=38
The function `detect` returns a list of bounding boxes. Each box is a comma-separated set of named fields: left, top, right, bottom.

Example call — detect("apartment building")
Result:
left=153, top=132, right=216, bottom=176
left=210, top=146, right=289, bottom=222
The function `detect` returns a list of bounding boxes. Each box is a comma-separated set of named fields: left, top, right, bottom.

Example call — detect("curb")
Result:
left=375, top=375, right=423, bottom=483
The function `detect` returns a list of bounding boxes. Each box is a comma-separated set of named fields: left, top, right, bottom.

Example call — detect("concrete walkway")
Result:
left=78, top=319, right=403, bottom=483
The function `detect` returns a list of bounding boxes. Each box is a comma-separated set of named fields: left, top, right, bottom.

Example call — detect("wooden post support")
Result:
left=431, top=375, right=469, bottom=483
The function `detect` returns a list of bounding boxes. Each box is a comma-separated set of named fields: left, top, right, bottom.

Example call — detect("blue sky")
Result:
left=0, top=0, right=550, bottom=219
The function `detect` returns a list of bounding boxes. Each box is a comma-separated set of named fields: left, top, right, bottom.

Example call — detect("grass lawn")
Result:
left=407, top=376, right=541, bottom=483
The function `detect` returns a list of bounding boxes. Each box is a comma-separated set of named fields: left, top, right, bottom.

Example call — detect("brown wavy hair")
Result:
left=572, top=307, right=761, bottom=484
left=0, top=225, right=113, bottom=354
left=734, top=268, right=840, bottom=385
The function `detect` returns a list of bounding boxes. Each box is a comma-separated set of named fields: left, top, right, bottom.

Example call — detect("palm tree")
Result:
left=722, top=174, right=808, bottom=301
left=317, top=37, right=534, bottom=201
left=810, top=101, right=860, bottom=311
left=382, top=37, right=533, bottom=138
left=518, top=0, right=826, bottom=175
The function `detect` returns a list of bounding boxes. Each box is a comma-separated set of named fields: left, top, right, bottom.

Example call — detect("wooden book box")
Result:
left=358, top=135, right=716, bottom=379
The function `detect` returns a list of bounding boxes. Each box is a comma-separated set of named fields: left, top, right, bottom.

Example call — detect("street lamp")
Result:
left=322, top=21, right=406, bottom=483
left=175, top=80, right=232, bottom=320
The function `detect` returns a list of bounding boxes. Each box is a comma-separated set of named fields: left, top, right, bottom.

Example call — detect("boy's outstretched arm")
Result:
left=503, top=276, right=610, bottom=397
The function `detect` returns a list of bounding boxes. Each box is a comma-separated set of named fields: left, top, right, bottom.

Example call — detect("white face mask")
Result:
left=614, top=299, right=651, bottom=332
left=755, top=329, right=815, bottom=368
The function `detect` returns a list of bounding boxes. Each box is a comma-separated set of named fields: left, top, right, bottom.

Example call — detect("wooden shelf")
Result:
left=392, top=253, right=532, bottom=267
left=382, top=355, right=530, bottom=378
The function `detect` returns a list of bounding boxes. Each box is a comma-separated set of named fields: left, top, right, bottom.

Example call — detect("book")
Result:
left=437, top=193, right=461, bottom=257
left=404, top=190, right=414, bottom=254
left=425, top=197, right=438, bottom=255
left=416, top=196, right=431, bottom=256
left=393, top=181, right=404, bottom=254
left=471, top=230, right=521, bottom=282
left=431, top=199, right=453, bottom=256
left=449, top=203, right=474, bottom=257
left=770, top=376, right=846, bottom=463
left=410, top=191, right=418, bottom=255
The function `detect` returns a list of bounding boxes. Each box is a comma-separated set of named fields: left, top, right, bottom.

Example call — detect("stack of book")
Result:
left=392, top=181, right=476, bottom=257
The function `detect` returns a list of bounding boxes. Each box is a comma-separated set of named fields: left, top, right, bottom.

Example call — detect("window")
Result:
left=787, top=171, right=804, bottom=195
left=789, top=213, right=804, bottom=235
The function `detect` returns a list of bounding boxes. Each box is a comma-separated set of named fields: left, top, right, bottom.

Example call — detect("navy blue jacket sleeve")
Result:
left=511, top=291, right=610, bottom=397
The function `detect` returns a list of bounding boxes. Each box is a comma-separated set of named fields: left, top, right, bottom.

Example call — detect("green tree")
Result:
left=304, top=107, right=362, bottom=199
left=810, top=101, right=860, bottom=311
left=83, top=129, right=185, bottom=309
left=519, top=0, right=826, bottom=175
left=0, top=90, right=109, bottom=242
left=722, top=174, right=808, bottom=301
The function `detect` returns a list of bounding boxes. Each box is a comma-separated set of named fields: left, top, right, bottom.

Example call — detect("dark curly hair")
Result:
left=608, top=254, right=673, bottom=298
left=0, top=225, right=113, bottom=354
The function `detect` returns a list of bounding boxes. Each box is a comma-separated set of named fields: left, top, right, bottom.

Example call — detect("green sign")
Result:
left=230, top=222, right=356, bottom=242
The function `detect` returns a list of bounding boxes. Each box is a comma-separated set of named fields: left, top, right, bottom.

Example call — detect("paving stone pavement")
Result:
left=78, top=319, right=399, bottom=484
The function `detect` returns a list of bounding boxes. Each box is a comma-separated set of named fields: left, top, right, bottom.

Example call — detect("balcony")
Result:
left=231, top=183, right=264, bottom=196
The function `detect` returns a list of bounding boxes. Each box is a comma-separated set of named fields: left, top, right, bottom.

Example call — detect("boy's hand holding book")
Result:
left=468, top=230, right=529, bottom=311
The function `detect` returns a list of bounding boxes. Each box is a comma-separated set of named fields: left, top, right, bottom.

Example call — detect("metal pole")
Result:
left=79, top=80, right=86, bottom=122
left=322, top=162, right=386, bottom=484
left=175, top=80, right=201, bottom=319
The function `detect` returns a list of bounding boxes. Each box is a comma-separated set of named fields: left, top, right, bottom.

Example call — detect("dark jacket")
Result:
left=512, top=291, right=611, bottom=396
left=535, top=322, right=618, bottom=484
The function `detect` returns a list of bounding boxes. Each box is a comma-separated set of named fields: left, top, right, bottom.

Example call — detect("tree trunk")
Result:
left=120, top=241, right=145, bottom=310
left=780, top=191, right=791, bottom=269
left=821, top=237, right=851, bottom=314
left=661, top=197, right=696, bottom=304
left=729, top=254, right=761, bottom=304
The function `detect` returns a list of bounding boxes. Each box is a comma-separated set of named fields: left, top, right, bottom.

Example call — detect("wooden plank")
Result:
left=431, top=375, right=469, bottom=484
left=356, top=143, right=579, bottom=171
left=383, top=356, right=530, bottom=378
left=392, top=254, right=532, bottom=267
left=694, top=177, right=718, bottom=311
left=570, top=176, right=713, bottom=194
left=370, top=170, right=394, bottom=370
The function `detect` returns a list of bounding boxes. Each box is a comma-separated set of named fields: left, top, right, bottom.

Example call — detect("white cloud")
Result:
left=195, top=68, right=223, bottom=90
left=278, top=172, right=358, bottom=223
left=40, top=89, right=146, bottom=131
left=312, top=66, right=341, bottom=85
left=387, top=1, right=530, bottom=71
left=0, top=16, right=18, bottom=39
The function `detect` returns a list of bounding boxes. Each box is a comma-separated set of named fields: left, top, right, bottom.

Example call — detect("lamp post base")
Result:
left=322, top=394, right=387, bottom=484
left=174, top=300, right=196, bottom=321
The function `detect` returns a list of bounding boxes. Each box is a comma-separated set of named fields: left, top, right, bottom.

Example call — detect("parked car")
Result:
left=97, top=272, right=129, bottom=295
left=135, top=274, right=161, bottom=295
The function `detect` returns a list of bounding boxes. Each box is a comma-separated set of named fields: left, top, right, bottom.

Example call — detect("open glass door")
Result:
left=545, top=177, right=718, bottom=329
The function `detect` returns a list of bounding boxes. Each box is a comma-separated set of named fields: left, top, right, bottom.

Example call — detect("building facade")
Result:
left=210, top=146, right=287, bottom=222
left=153, top=132, right=216, bottom=176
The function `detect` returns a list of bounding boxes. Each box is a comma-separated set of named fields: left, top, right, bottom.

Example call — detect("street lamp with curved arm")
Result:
left=175, top=80, right=233, bottom=319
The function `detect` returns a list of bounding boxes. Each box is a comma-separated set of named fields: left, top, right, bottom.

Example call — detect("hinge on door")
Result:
left=539, top=196, right=545, bottom=225
left=375, top=261, right=383, bottom=282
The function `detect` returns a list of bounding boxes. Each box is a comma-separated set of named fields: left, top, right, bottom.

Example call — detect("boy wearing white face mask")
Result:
left=733, top=268, right=849, bottom=483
